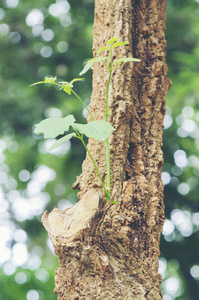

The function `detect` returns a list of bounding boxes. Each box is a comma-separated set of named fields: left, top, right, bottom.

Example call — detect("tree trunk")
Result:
left=42, top=0, right=171, bottom=299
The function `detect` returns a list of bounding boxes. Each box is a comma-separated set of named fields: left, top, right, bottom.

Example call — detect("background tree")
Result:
left=0, top=0, right=199, bottom=299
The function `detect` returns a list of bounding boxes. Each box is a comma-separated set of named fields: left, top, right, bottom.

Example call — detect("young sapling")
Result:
left=31, top=37, right=140, bottom=203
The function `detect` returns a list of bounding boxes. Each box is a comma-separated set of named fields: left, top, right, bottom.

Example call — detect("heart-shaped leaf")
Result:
left=34, top=115, right=76, bottom=138
left=73, top=120, right=115, bottom=141
left=49, top=133, right=76, bottom=151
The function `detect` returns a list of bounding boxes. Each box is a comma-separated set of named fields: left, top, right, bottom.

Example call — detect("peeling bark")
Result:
left=42, top=0, right=170, bottom=299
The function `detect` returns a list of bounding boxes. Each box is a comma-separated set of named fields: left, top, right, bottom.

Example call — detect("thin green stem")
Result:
left=105, top=139, right=110, bottom=202
left=105, top=46, right=113, bottom=121
left=103, top=44, right=113, bottom=202
left=71, top=90, right=95, bottom=121
left=77, top=132, right=108, bottom=198
left=102, top=60, right=111, bottom=71
left=105, top=71, right=112, bottom=122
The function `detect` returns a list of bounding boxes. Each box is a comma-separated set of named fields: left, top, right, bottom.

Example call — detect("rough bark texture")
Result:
left=42, top=0, right=171, bottom=299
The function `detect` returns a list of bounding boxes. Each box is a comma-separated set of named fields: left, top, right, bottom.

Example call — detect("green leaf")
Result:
left=59, top=81, right=72, bottom=87
left=61, top=86, right=72, bottom=95
left=107, top=36, right=118, bottom=44
left=107, top=109, right=112, bottom=117
left=29, top=81, right=45, bottom=87
left=73, top=120, right=115, bottom=141
left=112, top=42, right=129, bottom=49
left=111, top=201, right=118, bottom=205
left=122, top=57, right=140, bottom=62
left=59, top=78, right=84, bottom=93
left=79, top=57, right=108, bottom=75
left=70, top=78, right=85, bottom=84
left=94, top=57, right=108, bottom=63
left=97, top=46, right=109, bottom=54
left=44, top=76, right=57, bottom=84
left=60, top=78, right=84, bottom=86
left=34, top=115, right=76, bottom=138
left=79, top=59, right=95, bottom=76
left=30, top=76, right=58, bottom=87
left=113, top=57, right=140, bottom=69
left=49, top=133, right=76, bottom=151
left=116, top=57, right=140, bottom=64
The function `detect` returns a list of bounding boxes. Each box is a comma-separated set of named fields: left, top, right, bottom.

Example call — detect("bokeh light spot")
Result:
left=49, top=1, right=70, bottom=17
left=40, top=46, right=53, bottom=58
left=15, top=272, right=28, bottom=284
left=182, top=106, right=194, bottom=118
left=18, top=169, right=31, bottom=182
left=164, top=114, right=173, bottom=129
left=54, top=183, right=66, bottom=196
left=188, top=155, right=199, bottom=167
left=12, top=243, right=28, bottom=266
left=56, top=64, right=68, bottom=76
left=0, top=8, right=5, bottom=20
left=171, top=209, right=193, bottom=237
left=177, top=183, right=189, bottom=195
left=26, top=9, right=44, bottom=27
left=163, top=219, right=175, bottom=236
left=32, top=24, right=44, bottom=36
left=57, top=41, right=69, bottom=52
left=26, top=290, right=40, bottom=300
left=3, top=262, right=16, bottom=276
left=14, top=229, right=27, bottom=243
left=60, top=15, right=72, bottom=27
left=27, top=255, right=41, bottom=271
left=9, top=31, right=21, bottom=43
left=163, top=295, right=173, bottom=300
left=0, top=23, right=10, bottom=36
left=171, top=166, right=182, bottom=176
left=6, top=0, right=19, bottom=8
left=41, top=29, right=54, bottom=41
left=161, top=172, right=171, bottom=185
left=159, top=257, right=167, bottom=279
left=6, top=177, right=18, bottom=190
left=45, top=107, right=63, bottom=118
left=174, top=150, right=188, bottom=168
left=163, top=276, right=181, bottom=297
left=192, top=212, right=199, bottom=226
left=182, top=119, right=197, bottom=133
left=190, top=265, right=199, bottom=279
left=35, top=268, right=49, bottom=282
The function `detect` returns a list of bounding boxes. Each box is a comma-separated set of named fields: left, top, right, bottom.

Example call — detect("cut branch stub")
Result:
left=42, top=189, right=100, bottom=246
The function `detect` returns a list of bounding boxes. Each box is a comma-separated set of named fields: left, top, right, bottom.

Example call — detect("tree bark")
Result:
left=42, top=0, right=171, bottom=299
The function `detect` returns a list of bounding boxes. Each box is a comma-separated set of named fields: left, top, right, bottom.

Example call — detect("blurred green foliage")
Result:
left=162, top=1, right=199, bottom=299
left=0, top=0, right=199, bottom=299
